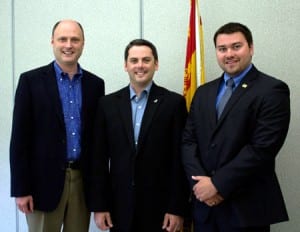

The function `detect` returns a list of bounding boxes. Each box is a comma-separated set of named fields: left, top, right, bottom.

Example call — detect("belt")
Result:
left=66, top=160, right=80, bottom=169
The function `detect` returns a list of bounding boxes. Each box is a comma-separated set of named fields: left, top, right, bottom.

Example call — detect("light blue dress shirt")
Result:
left=129, top=82, right=152, bottom=146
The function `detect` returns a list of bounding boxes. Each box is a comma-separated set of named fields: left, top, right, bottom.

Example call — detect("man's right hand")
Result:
left=94, top=212, right=113, bottom=231
left=15, top=196, right=34, bottom=214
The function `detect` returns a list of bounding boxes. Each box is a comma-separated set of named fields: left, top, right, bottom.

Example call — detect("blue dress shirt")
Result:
left=54, top=62, right=82, bottom=161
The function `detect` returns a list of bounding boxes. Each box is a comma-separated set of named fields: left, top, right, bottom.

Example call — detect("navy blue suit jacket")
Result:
left=10, top=62, right=105, bottom=211
left=182, top=65, right=290, bottom=227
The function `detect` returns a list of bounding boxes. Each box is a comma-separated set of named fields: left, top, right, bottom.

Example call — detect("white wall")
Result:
left=1, top=0, right=299, bottom=231
left=0, top=0, right=17, bottom=230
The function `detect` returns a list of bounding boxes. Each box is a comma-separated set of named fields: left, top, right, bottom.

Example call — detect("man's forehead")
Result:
left=128, top=50, right=153, bottom=57
left=216, top=33, right=246, bottom=45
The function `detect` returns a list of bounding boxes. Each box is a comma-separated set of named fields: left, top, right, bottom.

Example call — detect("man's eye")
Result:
left=130, top=59, right=138, bottom=64
left=71, top=38, right=80, bottom=43
left=143, top=59, right=151, bottom=63
left=233, top=44, right=241, bottom=50
left=218, top=47, right=226, bottom=52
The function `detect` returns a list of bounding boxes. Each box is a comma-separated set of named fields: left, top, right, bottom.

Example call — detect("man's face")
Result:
left=215, top=32, right=253, bottom=77
left=124, top=45, right=158, bottom=89
left=51, top=20, right=84, bottom=68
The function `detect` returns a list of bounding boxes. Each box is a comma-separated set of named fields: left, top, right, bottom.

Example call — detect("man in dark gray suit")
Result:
left=10, top=19, right=105, bottom=232
left=182, top=22, right=290, bottom=232
left=90, top=39, right=189, bottom=232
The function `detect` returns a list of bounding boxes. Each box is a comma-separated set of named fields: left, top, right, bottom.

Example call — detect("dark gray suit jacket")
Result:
left=10, top=62, right=105, bottom=211
left=182, top=65, right=290, bottom=227
left=89, top=83, right=189, bottom=231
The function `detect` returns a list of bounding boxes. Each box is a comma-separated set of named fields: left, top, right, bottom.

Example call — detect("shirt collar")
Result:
left=224, top=63, right=253, bottom=87
left=129, top=81, right=153, bottom=99
left=53, top=61, right=83, bottom=80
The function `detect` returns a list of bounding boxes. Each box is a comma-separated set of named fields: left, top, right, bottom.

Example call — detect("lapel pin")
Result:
left=153, top=99, right=158, bottom=103
left=242, top=83, right=248, bottom=88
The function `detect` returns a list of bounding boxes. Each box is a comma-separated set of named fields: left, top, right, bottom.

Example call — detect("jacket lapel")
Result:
left=137, top=83, right=162, bottom=151
left=208, top=79, right=221, bottom=127
left=117, top=87, right=136, bottom=151
left=80, top=71, right=90, bottom=133
left=43, top=63, right=65, bottom=128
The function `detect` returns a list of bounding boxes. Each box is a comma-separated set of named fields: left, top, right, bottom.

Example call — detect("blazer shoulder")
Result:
left=193, top=77, right=221, bottom=98
left=20, top=63, right=54, bottom=77
left=152, top=84, right=185, bottom=101
left=100, top=86, right=128, bottom=102
left=256, top=70, right=288, bottom=87
left=82, top=69, right=104, bottom=83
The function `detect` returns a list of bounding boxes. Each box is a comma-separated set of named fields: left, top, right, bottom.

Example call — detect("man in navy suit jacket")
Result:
left=182, top=22, right=290, bottom=232
left=90, top=39, right=190, bottom=232
left=10, top=19, right=105, bottom=232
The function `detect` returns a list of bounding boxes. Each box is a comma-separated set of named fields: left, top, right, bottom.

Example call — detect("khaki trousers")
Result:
left=26, top=169, right=90, bottom=232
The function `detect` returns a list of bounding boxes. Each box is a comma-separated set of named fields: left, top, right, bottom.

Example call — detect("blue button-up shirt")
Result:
left=130, top=82, right=152, bottom=146
left=54, top=62, right=82, bottom=161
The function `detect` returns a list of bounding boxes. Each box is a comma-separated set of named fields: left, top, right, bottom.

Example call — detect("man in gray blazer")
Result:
left=90, top=39, right=189, bottom=232
left=10, top=19, right=105, bottom=232
left=182, top=22, right=290, bottom=232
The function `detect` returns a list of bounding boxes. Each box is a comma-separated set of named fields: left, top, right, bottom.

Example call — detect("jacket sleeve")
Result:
left=10, top=74, right=33, bottom=197
left=86, top=99, right=112, bottom=212
left=181, top=91, right=208, bottom=189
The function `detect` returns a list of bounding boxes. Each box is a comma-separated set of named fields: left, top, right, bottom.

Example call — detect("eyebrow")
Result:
left=129, top=56, right=152, bottom=60
left=217, top=42, right=243, bottom=48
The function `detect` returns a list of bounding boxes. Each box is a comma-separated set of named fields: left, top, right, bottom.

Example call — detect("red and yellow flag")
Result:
left=183, top=0, right=205, bottom=111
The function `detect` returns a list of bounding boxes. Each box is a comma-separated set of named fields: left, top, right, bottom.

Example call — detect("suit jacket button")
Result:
left=210, top=143, right=216, bottom=148
left=210, top=170, right=216, bottom=176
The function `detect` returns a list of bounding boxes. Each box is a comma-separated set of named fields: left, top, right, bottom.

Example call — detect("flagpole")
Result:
left=196, top=0, right=206, bottom=85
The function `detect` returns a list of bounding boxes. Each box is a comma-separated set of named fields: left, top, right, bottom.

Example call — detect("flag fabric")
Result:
left=183, top=0, right=205, bottom=111
left=182, top=1, right=205, bottom=231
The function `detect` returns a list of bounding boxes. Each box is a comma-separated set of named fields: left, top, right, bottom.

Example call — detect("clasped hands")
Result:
left=192, top=176, right=224, bottom=207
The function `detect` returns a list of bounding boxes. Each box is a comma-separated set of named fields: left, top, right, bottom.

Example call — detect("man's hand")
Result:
left=15, top=196, right=34, bottom=214
left=192, top=176, right=218, bottom=202
left=204, top=193, right=224, bottom=207
left=94, top=212, right=113, bottom=231
left=162, top=213, right=183, bottom=232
